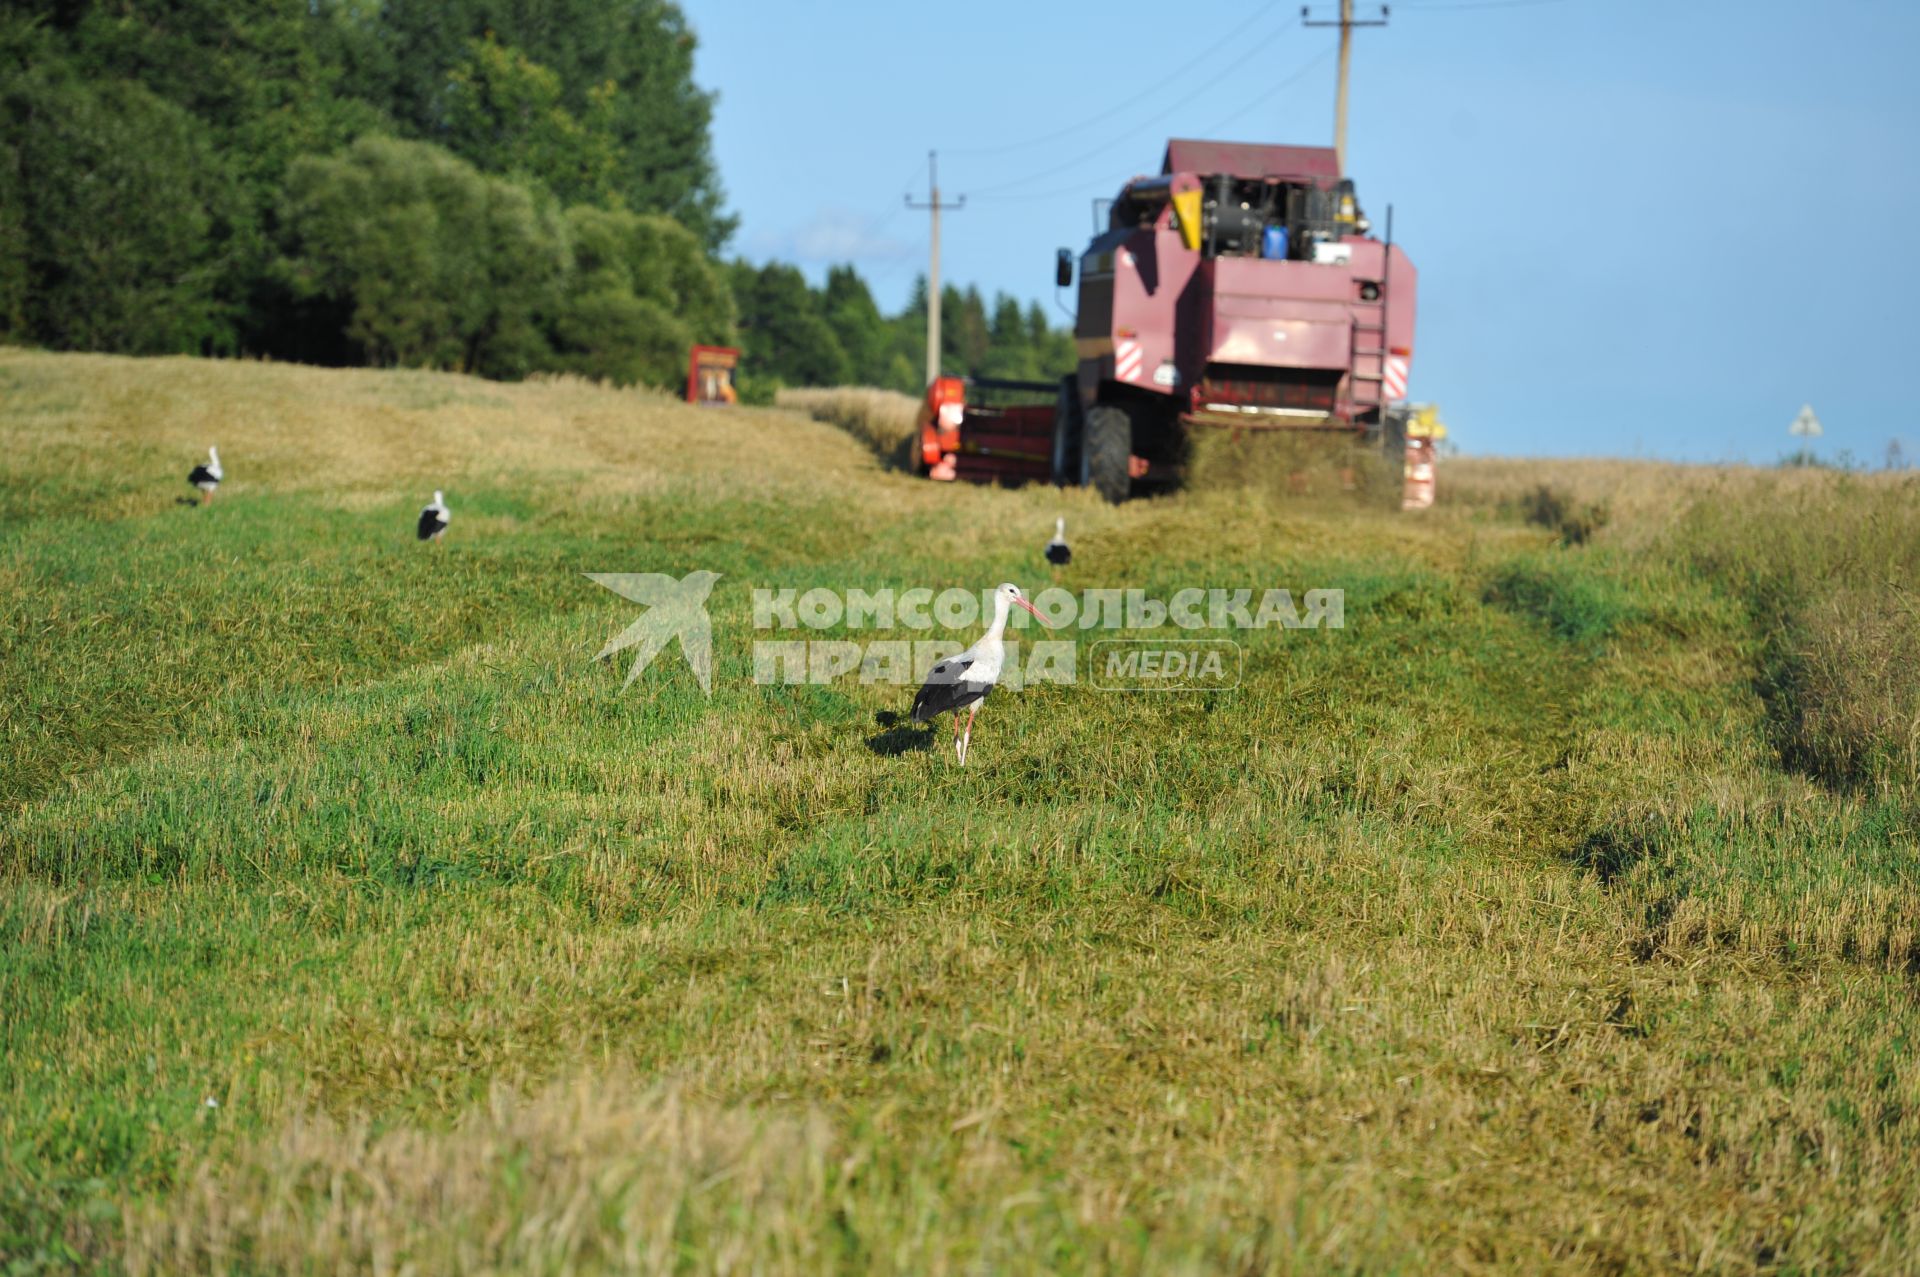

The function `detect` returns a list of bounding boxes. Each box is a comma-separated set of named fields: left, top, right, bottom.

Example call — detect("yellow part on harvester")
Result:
left=1172, top=188, right=1203, bottom=252
left=1406, top=403, right=1447, bottom=440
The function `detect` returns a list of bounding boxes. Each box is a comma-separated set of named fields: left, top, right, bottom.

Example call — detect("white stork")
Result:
left=1044, top=516, right=1071, bottom=566
left=417, top=490, right=450, bottom=542
left=187, top=446, right=222, bottom=504
left=911, top=581, right=1048, bottom=765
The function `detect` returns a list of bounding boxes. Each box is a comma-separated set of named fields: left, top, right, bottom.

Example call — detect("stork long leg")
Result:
left=958, top=703, right=978, bottom=766
left=952, top=710, right=963, bottom=761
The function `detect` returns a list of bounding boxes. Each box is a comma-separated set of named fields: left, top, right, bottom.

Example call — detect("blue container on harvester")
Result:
left=1261, top=225, right=1289, bottom=260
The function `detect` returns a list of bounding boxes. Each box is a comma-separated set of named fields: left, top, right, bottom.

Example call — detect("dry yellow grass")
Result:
left=0, top=351, right=919, bottom=521
left=1443, top=456, right=1916, bottom=549
left=776, top=385, right=920, bottom=462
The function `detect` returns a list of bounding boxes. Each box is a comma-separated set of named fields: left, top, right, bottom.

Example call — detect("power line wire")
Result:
left=1193, top=41, right=1338, bottom=138
left=863, top=237, right=926, bottom=284
left=970, top=39, right=1340, bottom=205
left=806, top=160, right=923, bottom=265
left=967, top=18, right=1311, bottom=199
left=895, top=0, right=1572, bottom=226
left=1392, top=0, right=1578, bottom=10
left=942, top=5, right=1277, bottom=159
left=842, top=1, right=1567, bottom=285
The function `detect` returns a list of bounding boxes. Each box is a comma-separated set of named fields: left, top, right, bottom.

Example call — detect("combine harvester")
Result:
left=915, top=138, right=1442, bottom=505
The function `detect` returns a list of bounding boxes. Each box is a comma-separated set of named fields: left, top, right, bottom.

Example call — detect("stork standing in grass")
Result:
left=1044, top=517, right=1071, bottom=566
left=417, top=490, right=450, bottom=542
left=187, top=446, right=221, bottom=504
left=912, top=581, right=1048, bottom=765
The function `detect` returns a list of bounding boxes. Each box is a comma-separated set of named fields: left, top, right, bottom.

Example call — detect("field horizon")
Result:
left=4, top=347, right=1918, bottom=1275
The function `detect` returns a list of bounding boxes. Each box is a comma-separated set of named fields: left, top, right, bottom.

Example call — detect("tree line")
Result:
left=728, top=265, right=1078, bottom=401
left=0, top=1, right=1072, bottom=396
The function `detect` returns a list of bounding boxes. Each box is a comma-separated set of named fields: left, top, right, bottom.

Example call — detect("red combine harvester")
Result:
left=916, top=137, right=1432, bottom=502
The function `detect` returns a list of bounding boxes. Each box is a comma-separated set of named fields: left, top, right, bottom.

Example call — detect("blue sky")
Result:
left=680, top=0, right=1918, bottom=460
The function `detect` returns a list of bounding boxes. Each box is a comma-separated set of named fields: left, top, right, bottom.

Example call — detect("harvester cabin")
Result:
left=1109, top=138, right=1372, bottom=263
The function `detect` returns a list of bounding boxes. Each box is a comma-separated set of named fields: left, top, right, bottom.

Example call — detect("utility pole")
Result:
left=1302, top=2, right=1389, bottom=176
left=905, top=150, right=965, bottom=385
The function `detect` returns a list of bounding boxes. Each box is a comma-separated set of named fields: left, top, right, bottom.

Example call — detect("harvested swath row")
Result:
left=777, top=385, right=921, bottom=467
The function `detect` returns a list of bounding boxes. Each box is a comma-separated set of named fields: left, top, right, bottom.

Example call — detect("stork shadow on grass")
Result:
left=866, top=710, right=934, bottom=756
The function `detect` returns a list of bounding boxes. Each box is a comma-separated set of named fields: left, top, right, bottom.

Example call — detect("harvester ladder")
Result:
left=1349, top=209, right=1393, bottom=421
left=1350, top=302, right=1387, bottom=418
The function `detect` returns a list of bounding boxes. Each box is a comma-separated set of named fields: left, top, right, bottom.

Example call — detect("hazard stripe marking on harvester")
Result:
left=1384, top=356, right=1409, bottom=400
left=1115, top=338, right=1143, bottom=382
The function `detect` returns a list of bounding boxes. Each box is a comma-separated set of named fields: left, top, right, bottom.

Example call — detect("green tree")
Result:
left=0, top=80, right=24, bottom=337
left=727, top=261, right=849, bottom=388
left=551, top=206, right=733, bottom=385
left=623, top=214, right=734, bottom=347
left=443, top=36, right=619, bottom=207
left=2, top=1, right=738, bottom=364
left=983, top=292, right=1034, bottom=380
left=547, top=288, right=687, bottom=388
left=940, top=284, right=991, bottom=378
left=31, top=0, right=383, bottom=347
left=326, top=0, right=734, bottom=249
left=869, top=274, right=1073, bottom=391
left=820, top=265, right=891, bottom=386
left=887, top=275, right=932, bottom=388
left=1028, top=300, right=1076, bottom=377
left=0, top=67, right=231, bottom=353
left=883, top=352, right=919, bottom=395
left=277, top=136, right=565, bottom=377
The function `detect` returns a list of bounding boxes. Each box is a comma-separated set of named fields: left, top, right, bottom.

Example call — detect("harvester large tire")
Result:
left=1085, top=403, right=1132, bottom=504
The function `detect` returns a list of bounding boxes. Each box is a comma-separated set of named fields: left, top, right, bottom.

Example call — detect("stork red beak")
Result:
left=1014, top=596, right=1051, bottom=627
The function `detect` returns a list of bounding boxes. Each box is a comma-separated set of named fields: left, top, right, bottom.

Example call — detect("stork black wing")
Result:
left=1045, top=543, right=1071, bottom=565
left=417, top=509, right=446, bottom=540
left=188, top=465, right=216, bottom=486
left=911, top=653, right=987, bottom=723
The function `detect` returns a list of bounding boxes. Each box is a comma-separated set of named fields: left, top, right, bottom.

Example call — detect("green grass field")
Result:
left=4, top=348, right=1919, bottom=1274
